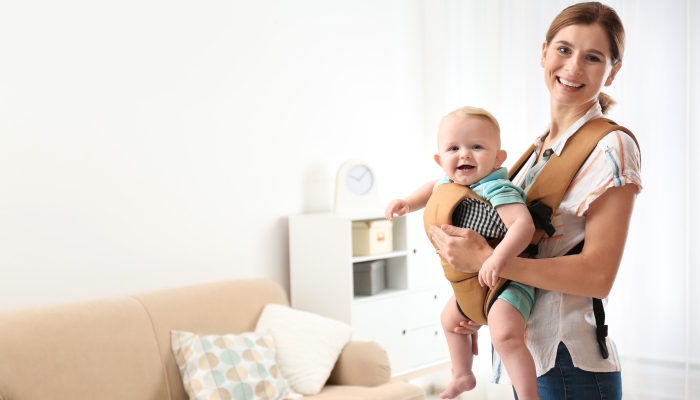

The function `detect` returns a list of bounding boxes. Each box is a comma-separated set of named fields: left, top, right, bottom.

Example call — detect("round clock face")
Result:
left=345, top=164, right=374, bottom=195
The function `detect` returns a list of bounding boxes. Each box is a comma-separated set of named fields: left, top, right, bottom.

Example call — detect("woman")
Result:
left=429, top=2, right=641, bottom=399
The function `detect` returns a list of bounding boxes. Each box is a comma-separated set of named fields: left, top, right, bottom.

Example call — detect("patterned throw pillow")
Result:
left=171, top=330, right=295, bottom=400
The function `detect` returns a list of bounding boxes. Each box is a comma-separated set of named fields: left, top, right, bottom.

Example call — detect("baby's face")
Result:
left=434, top=115, right=505, bottom=186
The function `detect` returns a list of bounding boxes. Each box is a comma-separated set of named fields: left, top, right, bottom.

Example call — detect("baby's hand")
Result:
left=478, top=254, right=507, bottom=289
left=384, top=199, right=410, bottom=221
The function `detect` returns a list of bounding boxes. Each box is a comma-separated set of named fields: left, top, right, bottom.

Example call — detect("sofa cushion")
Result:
left=255, top=304, right=352, bottom=396
left=0, top=297, right=168, bottom=400
left=171, top=330, right=295, bottom=400
left=133, top=279, right=289, bottom=400
left=326, top=341, right=392, bottom=387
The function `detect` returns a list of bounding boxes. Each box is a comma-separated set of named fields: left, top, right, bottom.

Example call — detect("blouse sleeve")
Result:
left=562, top=130, right=642, bottom=217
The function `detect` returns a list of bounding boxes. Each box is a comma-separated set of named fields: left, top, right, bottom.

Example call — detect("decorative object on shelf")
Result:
left=334, top=160, right=381, bottom=215
left=352, top=219, right=393, bottom=256
left=353, top=260, right=386, bottom=296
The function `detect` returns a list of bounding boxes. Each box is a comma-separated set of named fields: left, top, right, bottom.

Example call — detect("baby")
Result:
left=385, top=107, right=538, bottom=399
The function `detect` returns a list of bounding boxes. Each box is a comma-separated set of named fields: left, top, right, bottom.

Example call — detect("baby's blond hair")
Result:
left=438, top=106, right=501, bottom=147
left=442, top=106, right=500, bottom=133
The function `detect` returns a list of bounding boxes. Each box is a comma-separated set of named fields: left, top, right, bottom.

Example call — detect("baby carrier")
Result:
left=423, top=118, right=640, bottom=359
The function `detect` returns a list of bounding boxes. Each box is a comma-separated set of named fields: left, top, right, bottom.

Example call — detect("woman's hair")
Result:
left=546, top=2, right=625, bottom=115
left=443, top=106, right=500, bottom=135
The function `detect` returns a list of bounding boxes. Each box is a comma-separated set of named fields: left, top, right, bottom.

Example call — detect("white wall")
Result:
left=0, top=0, right=441, bottom=311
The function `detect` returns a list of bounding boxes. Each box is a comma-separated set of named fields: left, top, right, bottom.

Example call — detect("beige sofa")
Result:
left=0, top=278, right=425, bottom=400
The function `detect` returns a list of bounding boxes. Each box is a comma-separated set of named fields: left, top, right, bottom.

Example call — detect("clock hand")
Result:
left=349, top=169, right=367, bottom=181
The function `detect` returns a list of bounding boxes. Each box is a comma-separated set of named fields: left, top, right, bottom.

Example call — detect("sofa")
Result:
left=0, top=278, right=425, bottom=400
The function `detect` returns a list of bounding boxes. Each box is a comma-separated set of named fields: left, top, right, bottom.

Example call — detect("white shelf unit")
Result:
left=289, top=211, right=453, bottom=376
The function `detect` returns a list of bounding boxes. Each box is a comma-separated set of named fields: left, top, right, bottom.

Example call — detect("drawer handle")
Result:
left=402, top=330, right=406, bottom=335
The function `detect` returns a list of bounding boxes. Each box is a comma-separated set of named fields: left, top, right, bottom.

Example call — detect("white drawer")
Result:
left=408, top=324, right=450, bottom=368
left=351, top=287, right=454, bottom=375
left=403, top=286, right=454, bottom=330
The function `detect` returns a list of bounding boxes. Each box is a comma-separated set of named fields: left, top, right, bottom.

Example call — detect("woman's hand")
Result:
left=453, top=320, right=482, bottom=355
left=429, top=224, right=493, bottom=273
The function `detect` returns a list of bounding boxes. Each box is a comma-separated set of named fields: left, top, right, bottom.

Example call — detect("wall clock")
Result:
left=334, top=160, right=382, bottom=215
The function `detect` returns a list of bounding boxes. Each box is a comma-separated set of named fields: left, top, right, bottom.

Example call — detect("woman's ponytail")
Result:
left=598, top=92, right=617, bottom=115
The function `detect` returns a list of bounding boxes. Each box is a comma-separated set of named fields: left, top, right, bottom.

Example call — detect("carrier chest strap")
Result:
left=565, top=240, right=609, bottom=359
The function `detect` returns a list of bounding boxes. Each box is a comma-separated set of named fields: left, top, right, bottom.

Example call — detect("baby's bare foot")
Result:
left=439, top=373, right=476, bottom=399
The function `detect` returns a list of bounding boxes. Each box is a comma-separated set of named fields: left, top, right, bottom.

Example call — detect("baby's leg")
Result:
left=488, top=299, right=539, bottom=400
left=440, top=295, right=476, bottom=399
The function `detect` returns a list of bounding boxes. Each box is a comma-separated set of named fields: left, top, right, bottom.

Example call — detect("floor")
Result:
left=424, top=391, right=459, bottom=400
left=422, top=387, right=466, bottom=400
left=409, top=372, right=514, bottom=400
left=408, top=328, right=515, bottom=400
left=422, top=387, right=513, bottom=400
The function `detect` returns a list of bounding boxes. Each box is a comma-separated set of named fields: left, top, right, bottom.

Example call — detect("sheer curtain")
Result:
left=440, top=1, right=699, bottom=398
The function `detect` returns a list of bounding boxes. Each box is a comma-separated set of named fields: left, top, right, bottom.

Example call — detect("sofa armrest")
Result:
left=326, top=341, right=391, bottom=387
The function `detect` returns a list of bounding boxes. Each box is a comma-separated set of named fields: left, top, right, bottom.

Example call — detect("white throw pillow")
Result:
left=255, top=304, right=353, bottom=396
left=171, top=330, right=297, bottom=400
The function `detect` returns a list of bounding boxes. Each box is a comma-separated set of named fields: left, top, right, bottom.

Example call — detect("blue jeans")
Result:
left=513, top=342, right=622, bottom=400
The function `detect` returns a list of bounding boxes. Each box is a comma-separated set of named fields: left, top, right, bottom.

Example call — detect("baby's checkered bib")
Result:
left=452, top=199, right=506, bottom=239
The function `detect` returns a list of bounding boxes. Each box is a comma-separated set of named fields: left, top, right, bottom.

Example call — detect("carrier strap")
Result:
left=565, top=240, right=609, bottom=359
left=508, top=118, right=640, bottom=258
left=593, top=299, right=609, bottom=359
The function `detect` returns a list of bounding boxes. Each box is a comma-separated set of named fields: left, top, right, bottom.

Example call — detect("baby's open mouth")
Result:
left=458, top=165, right=474, bottom=171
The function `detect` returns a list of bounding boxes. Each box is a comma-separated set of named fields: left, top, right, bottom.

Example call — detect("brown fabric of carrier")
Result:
left=422, top=183, right=508, bottom=325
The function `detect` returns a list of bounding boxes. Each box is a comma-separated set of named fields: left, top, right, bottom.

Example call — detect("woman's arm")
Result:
left=429, top=183, right=638, bottom=298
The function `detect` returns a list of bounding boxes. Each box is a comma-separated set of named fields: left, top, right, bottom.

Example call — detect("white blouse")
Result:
left=493, top=103, right=643, bottom=383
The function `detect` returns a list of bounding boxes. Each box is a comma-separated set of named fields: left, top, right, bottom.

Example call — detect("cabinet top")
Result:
left=290, top=211, right=397, bottom=222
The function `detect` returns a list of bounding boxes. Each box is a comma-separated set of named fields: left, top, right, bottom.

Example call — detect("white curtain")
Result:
left=442, top=1, right=699, bottom=399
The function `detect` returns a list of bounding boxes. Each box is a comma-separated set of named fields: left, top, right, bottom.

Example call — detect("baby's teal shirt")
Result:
left=436, top=167, right=526, bottom=207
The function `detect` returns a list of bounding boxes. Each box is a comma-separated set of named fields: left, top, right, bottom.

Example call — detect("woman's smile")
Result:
left=558, top=76, right=584, bottom=90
